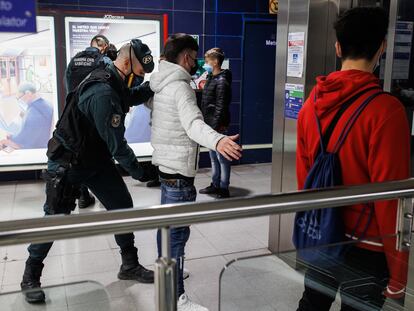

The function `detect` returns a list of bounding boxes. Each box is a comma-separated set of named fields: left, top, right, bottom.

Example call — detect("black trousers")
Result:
left=297, top=247, right=389, bottom=311
left=28, top=160, right=135, bottom=262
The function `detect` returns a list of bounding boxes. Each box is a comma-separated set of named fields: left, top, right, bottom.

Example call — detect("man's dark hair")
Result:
left=163, top=33, right=199, bottom=64
left=334, top=7, right=388, bottom=60
left=90, top=35, right=109, bottom=49
left=106, top=43, right=118, bottom=61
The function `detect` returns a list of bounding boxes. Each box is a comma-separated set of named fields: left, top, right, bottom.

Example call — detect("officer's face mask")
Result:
left=125, top=45, right=145, bottom=88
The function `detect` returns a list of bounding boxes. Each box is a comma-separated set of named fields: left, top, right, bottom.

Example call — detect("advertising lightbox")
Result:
left=0, top=16, right=58, bottom=167
left=64, top=16, right=162, bottom=157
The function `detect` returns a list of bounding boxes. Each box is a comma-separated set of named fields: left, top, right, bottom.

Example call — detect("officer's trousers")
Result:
left=28, top=160, right=136, bottom=262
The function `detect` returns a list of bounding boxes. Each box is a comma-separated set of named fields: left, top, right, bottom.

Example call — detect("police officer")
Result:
left=20, top=39, right=157, bottom=303
left=65, top=34, right=111, bottom=92
left=65, top=34, right=111, bottom=209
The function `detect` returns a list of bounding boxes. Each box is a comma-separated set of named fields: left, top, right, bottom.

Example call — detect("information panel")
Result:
left=64, top=16, right=162, bottom=158
left=0, top=16, right=58, bottom=166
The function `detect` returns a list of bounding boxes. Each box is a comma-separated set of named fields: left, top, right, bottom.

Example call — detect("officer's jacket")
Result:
left=65, top=47, right=107, bottom=93
left=75, top=64, right=141, bottom=177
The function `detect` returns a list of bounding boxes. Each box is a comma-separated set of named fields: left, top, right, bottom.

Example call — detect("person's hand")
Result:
left=216, top=134, right=242, bottom=161
left=130, top=161, right=158, bottom=183
left=0, top=138, right=20, bottom=150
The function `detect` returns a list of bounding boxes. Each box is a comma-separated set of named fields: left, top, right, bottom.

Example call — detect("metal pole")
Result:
left=155, top=227, right=177, bottom=311
left=383, top=0, right=399, bottom=92
left=404, top=198, right=414, bottom=309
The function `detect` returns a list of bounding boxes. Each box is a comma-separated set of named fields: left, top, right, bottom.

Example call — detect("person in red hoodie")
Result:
left=296, top=7, right=410, bottom=311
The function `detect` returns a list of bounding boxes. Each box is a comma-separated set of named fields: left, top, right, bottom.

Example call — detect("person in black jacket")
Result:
left=199, top=48, right=233, bottom=198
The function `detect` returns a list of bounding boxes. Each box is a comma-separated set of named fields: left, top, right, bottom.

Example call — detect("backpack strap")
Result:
left=56, top=69, right=111, bottom=129
left=313, top=86, right=380, bottom=155
left=332, top=91, right=385, bottom=153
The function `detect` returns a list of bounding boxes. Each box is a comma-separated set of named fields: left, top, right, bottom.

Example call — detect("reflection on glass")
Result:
left=220, top=235, right=412, bottom=311
left=0, top=281, right=110, bottom=311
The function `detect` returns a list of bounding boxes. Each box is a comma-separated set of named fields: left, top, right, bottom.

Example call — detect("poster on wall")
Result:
left=284, top=83, right=304, bottom=120
left=0, top=16, right=58, bottom=167
left=64, top=16, right=162, bottom=157
left=380, top=21, right=413, bottom=80
left=287, top=32, right=305, bottom=78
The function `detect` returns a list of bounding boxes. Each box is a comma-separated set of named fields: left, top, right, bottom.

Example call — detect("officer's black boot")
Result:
left=117, top=247, right=154, bottom=283
left=78, top=186, right=95, bottom=209
left=20, top=258, right=46, bottom=303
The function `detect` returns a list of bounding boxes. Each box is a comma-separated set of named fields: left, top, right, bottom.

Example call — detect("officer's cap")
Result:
left=131, top=39, right=155, bottom=73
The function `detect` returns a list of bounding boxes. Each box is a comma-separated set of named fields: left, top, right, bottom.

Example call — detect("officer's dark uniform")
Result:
left=65, top=45, right=110, bottom=208
left=65, top=46, right=110, bottom=93
left=21, top=40, right=156, bottom=304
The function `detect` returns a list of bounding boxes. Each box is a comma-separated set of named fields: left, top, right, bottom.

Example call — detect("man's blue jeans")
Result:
left=157, top=178, right=196, bottom=297
left=209, top=150, right=231, bottom=189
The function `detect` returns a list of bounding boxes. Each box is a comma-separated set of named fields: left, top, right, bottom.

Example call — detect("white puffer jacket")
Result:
left=149, top=61, right=225, bottom=177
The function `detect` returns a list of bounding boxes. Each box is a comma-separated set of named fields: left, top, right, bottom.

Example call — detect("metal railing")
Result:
left=1, top=179, right=414, bottom=310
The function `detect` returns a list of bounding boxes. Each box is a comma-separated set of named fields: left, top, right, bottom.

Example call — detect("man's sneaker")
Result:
left=78, top=193, right=95, bottom=209
left=20, top=258, right=46, bottom=303
left=177, top=293, right=209, bottom=311
left=199, top=184, right=219, bottom=195
left=216, top=188, right=230, bottom=199
left=183, top=268, right=190, bottom=280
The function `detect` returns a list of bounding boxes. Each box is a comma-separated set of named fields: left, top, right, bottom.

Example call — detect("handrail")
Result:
left=0, top=178, right=414, bottom=247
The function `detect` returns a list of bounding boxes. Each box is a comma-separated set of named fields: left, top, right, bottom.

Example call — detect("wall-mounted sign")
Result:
left=0, top=0, right=37, bottom=33
left=284, top=83, right=304, bottom=120
left=287, top=32, right=305, bottom=78
left=269, top=0, right=278, bottom=14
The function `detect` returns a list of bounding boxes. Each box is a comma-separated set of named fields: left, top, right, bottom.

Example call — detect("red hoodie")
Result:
left=296, top=70, right=410, bottom=296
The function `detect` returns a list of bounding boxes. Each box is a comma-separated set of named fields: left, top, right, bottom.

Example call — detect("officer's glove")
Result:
left=130, top=161, right=158, bottom=183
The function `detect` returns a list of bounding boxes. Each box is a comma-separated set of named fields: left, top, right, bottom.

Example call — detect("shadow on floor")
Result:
left=230, top=187, right=253, bottom=197
left=204, top=187, right=253, bottom=198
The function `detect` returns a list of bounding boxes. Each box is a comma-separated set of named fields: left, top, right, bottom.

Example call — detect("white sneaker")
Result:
left=177, top=293, right=209, bottom=311
left=183, top=268, right=190, bottom=280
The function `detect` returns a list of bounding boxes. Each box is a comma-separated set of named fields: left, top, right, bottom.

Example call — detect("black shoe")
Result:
left=20, top=258, right=46, bottom=304
left=199, top=184, right=219, bottom=195
left=118, top=264, right=155, bottom=283
left=78, top=193, right=95, bottom=209
left=217, top=188, right=230, bottom=199
left=117, top=247, right=154, bottom=283
left=146, top=179, right=161, bottom=188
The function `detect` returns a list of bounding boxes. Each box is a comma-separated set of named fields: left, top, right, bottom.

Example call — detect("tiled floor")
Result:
left=0, top=164, right=310, bottom=311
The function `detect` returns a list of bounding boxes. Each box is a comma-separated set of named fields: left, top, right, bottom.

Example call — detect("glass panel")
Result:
left=387, top=0, right=414, bottom=176
left=220, top=234, right=414, bottom=311
left=0, top=281, right=113, bottom=311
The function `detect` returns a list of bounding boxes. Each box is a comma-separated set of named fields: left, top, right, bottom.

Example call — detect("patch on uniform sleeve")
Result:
left=111, top=114, right=122, bottom=128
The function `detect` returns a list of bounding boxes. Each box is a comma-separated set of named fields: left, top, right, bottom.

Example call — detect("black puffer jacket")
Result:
left=200, top=69, right=232, bottom=131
